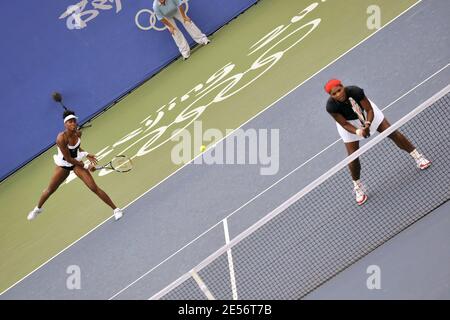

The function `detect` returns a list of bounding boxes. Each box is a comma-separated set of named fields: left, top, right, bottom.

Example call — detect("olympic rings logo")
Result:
left=134, top=0, right=189, bottom=31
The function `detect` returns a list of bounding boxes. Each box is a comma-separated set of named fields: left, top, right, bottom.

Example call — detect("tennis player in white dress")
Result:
left=27, top=110, right=123, bottom=221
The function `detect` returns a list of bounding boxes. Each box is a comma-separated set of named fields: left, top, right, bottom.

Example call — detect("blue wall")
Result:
left=0, top=0, right=257, bottom=181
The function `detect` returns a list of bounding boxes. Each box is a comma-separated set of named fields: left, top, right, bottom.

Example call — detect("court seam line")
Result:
left=223, top=218, right=238, bottom=300
left=0, top=0, right=422, bottom=297
left=138, top=62, right=449, bottom=300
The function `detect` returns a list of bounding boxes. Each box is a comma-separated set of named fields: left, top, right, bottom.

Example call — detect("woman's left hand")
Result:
left=362, top=126, right=370, bottom=138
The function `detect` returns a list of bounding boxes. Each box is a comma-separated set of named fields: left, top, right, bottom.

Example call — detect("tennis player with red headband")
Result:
left=324, top=79, right=431, bottom=205
left=27, top=110, right=123, bottom=221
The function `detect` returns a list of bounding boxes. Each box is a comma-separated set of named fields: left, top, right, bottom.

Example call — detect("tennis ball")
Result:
left=200, top=145, right=206, bottom=152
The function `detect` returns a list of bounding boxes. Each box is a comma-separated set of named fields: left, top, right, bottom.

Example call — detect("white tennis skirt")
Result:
left=336, top=100, right=385, bottom=143
left=53, top=152, right=85, bottom=168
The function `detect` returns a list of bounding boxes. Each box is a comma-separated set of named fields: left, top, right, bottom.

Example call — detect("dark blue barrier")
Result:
left=0, top=0, right=257, bottom=181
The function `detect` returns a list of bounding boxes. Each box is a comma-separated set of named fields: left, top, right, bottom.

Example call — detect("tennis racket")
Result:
left=52, top=92, right=68, bottom=111
left=349, top=97, right=370, bottom=137
left=52, top=92, right=92, bottom=129
left=95, top=155, right=133, bottom=173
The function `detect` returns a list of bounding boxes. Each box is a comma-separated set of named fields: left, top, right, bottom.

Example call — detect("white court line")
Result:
left=380, top=64, right=449, bottom=112
left=223, top=219, right=238, bottom=300
left=190, top=270, right=215, bottom=300
left=0, top=0, right=424, bottom=297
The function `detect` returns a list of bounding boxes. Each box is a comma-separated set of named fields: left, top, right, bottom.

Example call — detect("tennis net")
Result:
left=152, top=85, right=450, bottom=300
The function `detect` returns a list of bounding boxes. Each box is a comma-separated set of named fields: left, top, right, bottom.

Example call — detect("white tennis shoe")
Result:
left=113, top=208, right=123, bottom=221
left=353, top=181, right=368, bottom=206
left=415, top=154, right=432, bottom=170
left=27, top=207, right=43, bottom=221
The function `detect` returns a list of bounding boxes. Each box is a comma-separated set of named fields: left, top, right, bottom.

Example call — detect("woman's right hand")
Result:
left=362, top=126, right=371, bottom=138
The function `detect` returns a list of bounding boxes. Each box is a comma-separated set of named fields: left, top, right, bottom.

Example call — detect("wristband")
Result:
left=80, top=151, right=88, bottom=159
left=84, top=163, right=90, bottom=170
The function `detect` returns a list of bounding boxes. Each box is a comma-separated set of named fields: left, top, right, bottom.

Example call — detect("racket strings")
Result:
left=110, top=156, right=133, bottom=172
left=349, top=97, right=366, bottom=126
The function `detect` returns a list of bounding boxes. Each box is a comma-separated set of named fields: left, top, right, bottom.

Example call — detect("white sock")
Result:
left=410, top=149, right=421, bottom=160
left=353, top=180, right=361, bottom=188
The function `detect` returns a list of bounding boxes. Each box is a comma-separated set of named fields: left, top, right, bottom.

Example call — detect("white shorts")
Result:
left=336, top=100, right=385, bottom=143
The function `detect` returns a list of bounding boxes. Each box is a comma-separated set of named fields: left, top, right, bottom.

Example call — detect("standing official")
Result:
left=153, top=0, right=210, bottom=60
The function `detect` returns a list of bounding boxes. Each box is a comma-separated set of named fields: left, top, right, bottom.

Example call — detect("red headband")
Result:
left=324, top=79, right=342, bottom=94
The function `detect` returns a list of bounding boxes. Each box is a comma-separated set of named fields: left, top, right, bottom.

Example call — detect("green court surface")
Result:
left=0, top=0, right=417, bottom=293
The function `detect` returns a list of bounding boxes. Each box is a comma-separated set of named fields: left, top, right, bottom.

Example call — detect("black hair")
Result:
left=63, top=110, right=76, bottom=119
